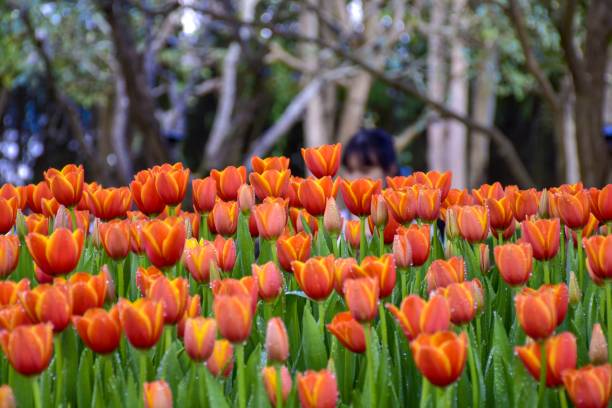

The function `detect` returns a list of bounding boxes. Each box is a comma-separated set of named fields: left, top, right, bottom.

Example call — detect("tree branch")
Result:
left=394, top=111, right=436, bottom=152
left=556, top=0, right=586, bottom=91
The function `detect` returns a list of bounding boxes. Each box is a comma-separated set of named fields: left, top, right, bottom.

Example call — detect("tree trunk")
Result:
left=338, top=71, right=372, bottom=144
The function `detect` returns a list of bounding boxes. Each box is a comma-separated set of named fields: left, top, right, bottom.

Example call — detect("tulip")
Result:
left=298, top=176, right=340, bottom=216
left=63, top=270, right=109, bottom=315
left=291, top=256, right=335, bottom=301
left=136, top=266, right=164, bottom=295
left=340, top=178, right=382, bottom=216
left=253, top=262, right=283, bottom=301
left=19, top=284, right=72, bottom=332
left=85, top=187, right=131, bottom=220
left=494, top=243, right=533, bottom=286
left=562, top=364, right=611, bottom=408
left=277, top=232, right=311, bottom=272
left=486, top=196, right=514, bottom=234
left=555, top=190, right=591, bottom=229
left=177, top=295, right=201, bottom=339
left=343, top=277, right=379, bottom=322
left=130, top=170, right=166, bottom=215
left=326, top=312, right=366, bottom=353
left=515, top=332, right=577, bottom=387
left=472, top=182, right=505, bottom=204
left=289, top=207, right=317, bottom=234
left=0, top=304, right=33, bottom=331
left=297, top=369, right=339, bottom=408
left=589, top=323, right=608, bottom=365
left=141, top=218, right=186, bottom=268
left=26, top=227, right=84, bottom=276
left=434, top=280, right=483, bottom=325
left=251, top=155, right=290, bottom=173
left=44, top=164, right=84, bottom=207
left=515, top=286, right=559, bottom=340
left=566, top=213, right=599, bottom=248
left=72, top=306, right=122, bottom=354
left=351, top=254, right=396, bottom=298
left=442, top=189, right=473, bottom=220
left=396, top=224, right=431, bottom=266
left=456, top=205, right=489, bottom=243
left=0, top=183, right=24, bottom=211
left=508, top=188, right=540, bottom=221
left=301, top=144, right=342, bottom=178
left=183, top=317, right=217, bottom=362
left=333, top=258, right=357, bottom=295
left=119, top=298, right=164, bottom=349
left=589, top=185, right=612, bottom=223
left=583, top=235, right=612, bottom=282
left=386, top=295, right=450, bottom=341
left=249, top=170, right=291, bottom=200
left=143, top=380, right=173, bottom=408
left=521, top=218, right=560, bottom=261
left=392, top=234, right=412, bottom=269
left=323, top=197, right=343, bottom=234
left=411, top=331, right=468, bottom=387
left=40, top=197, right=60, bottom=217
left=413, top=171, right=452, bottom=201
left=213, top=294, right=253, bottom=343
left=0, top=384, right=15, bottom=408
left=369, top=194, right=387, bottom=228
left=25, top=213, right=49, bottom=235
left=26, top=181, right=53, bottom=213
left=54, top=205, right=90, bottom=232
left=0, top=279, right=30, bottom=307
left=0, top=235, right=19, bottom=278
left=99, top=219, right=131, bottom=260
left=266, top=317, right=289, bottom=363
left=546, top=283, right=569, bottom=326
left=211, top=277, right=258, bottom=313
left=253, top=200, right=287, bottom=239
left=285, top=176, right=302, bottom=209
left=207, top=339, right=234, bottom=377
left=211, top=200, right=239, bottom=236
left=184, top=240, right=218, bottom=283
left=382, top=188, right=417, bottom=224
left=0, top=323, right=54, bottom=376
left=262, top=366, right=292, bottom=407
left=146, top=276, right=189, bottom=325
left=344, top=220, right=361, bottom=249
left=0, top=197, right=17, bottom=234
left=416, top=188, right=441, bottom=222
left=426, top=257, right=465, bottom=292
left=152, top=162, right=189, bottom=207
left=211, top=166, right=247, bottom=201
left=209, top=235, right=235, bottom=273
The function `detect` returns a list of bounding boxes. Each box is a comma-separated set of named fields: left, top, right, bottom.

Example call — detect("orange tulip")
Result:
left=301, top=144, right=342, bottom=178
left=25, top=213, right=49, bottom=235
left=184, top=240, right=218, bottom=283
left=508, top=188, right=540, bottom=221
left=152, top=162, right=189, bottom=207
left=326, top=311, right=366, bottom=353
left=298, top=176, right=340, bottom=216
left=584, top=235, right=612, bottom=283
left=72, top=306, right=122, bottom=354
left=297, top=369, right=339, bottom=408
left=0, top=384, right=15, bottom=408
left=456, top=205, right=489, bottom=243
left=515, top=286, right=560, bottom=340
left=141, top=218, right=186, bottom=268
left=588, top=185, right=612, bottom=223
left=277, top=232, right=311, bottom=272
left=555, top=190, right=591, bottom=229
left=143, top=380, right=173, bottom=408
left=441, top=189, right=473, bottom=220
left=266, top=317, right=289, bottom=363
left=0, top=235, right=19, bottom=278
left=250, top=169, right=291, bottom=200
left=486, top=196, right=514, bottom=233
left=515, top=332, right=577, bottom=387
left=40, top=197, right=60, bottom=217
left=210, top=235, right=234, bottom=273
left=183, top=317, right=217, bottom=362
left=0, top=304, right=34, bottom=331
left=369, top=193, right=387, bottom=227
left=434, top=280, right=483, bottom=325
left=333, top=258, right=357, bottom=295
left=62, top=270, right=109, bottom=315
left=344, top=220, right=361, bottom=249
left=119, top=298, right=164, bottom=349
left=213, top=294, right=253, bottom=343
left=472, top=182, right=504, bottom=205
left=211, top=166, right=247, bottom=201
left=253, top=200, right=287, bottom=239
left=494, top=243, right=533, bottom=286
left=0, top=323, right=54, bottom=376
left=340, top=178, right=382, bottom=216
left=177, top=295, right=201, bottom=339
left=136, top=266, right=164, bottom=296
left=85, top=187, right=131, bottom=220
left=411, top=331, right=468, bottom=387
left=26, top=181, right=52, bottom=213
left=252, top=156, right=290, bottom=173
left=351, top=254, right=396, bottom=298
left=0, top=183, right=25, bottom=211
left=44, top=164, right=84, bottom=207
left=343, top=277, right=379, bottom=322
left=426, top=257, right=465, bottom=292
left=207, top=339, right=234, bottom=377
left=0, top=196, right=17, bottom=234
left=416, top=187, right=441, bottom=222
left=146, top=276, right=189, bottom=325
left=382, top=188, right=417, bottom=224
left=521, top=218, right=560, bottom=261
left=211, top=277, right=258, bottom=313
left=566, top=213, right=598, bottom=248
left=396, top=224, right=431, bottom=267
left=192, top=177, right=217, bottom=213
left=562, top=364, right=612, bottom=408
left=292, top=256, right=335, bottom=301
left=413, top=171, right=452, bottom=201
left=288, top=207, right=317, bottom=235
left=285, top=176, right=302, bottom=209
left=386, top=295, right=450, bottom=341
left=99, top=219, right=131, bottom=260
left=130, top=170, right=166, bottom=215
left=26, top=227, right=84, bottom=276
left=253, top=262, right=283, bottom=301
left=262, top=366, right=292, bottom=407
left=0, top=279, right=30, bottom=306
left=211, top=200, right=239, bottom=236
left=19, top=283, right=72, bottom=332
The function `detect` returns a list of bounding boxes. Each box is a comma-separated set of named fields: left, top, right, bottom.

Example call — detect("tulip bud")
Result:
left=253, top=262, right=283, bottom=301
left=0, top=384, right=16, bottom=408
left=207, top=339, right=234, bottom=377
left=143, top=380, right=173, bottom=408
left=185, top=217, right=192, bottom=240
left=444, top=207, right=459, bottom=240
left=15, top=210, right=26, bottom=239
left=266, top=317, right=289, bottom=363
left=262, top=366, right=292, bottom=407
left=238, top=184, right=255, bottom=213
left=538, top=189, right=549, bottom=218
left=370, top=194, right=387, bottom=227
left=91, top=218, right=102, bottom=248
left=569, top=271, right=581, bottom=305
left=323, top=197, right=342, bottom=234
left=54, top=205, right=71, bottom=230
left=479, top=244, right=490, bottom=274
left=589, top=323, right=608, bottom=365
left=392, top=234, right=412, bottom=269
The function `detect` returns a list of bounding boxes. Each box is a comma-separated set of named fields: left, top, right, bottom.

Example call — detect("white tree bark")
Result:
left=563, top=88, right=580, bottom=183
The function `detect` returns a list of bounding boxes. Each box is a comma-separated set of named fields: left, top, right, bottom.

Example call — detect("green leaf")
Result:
left=302, top=304, right=327, bottom=370
left=156, top=342, right=184, bottom=395
left=204, top=368, right=230, bottom=408
left=76, top=349, right=93, bottom=408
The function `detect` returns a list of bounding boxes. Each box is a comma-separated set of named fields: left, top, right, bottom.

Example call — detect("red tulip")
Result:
left=441, top=189, right=473, bottom=220
left=396, top=224, right=431, bottom=267
left=210, top=166, right=247, bottom=201
left=119, top=298, right=164, bottom=349
left=0, top=323, right=54, bottom=376
left=472, top=182, right=504, bottom=205
left=508, top=188, right=540, bottom=221
left=146, top=276, right=189, bottom=324
left=351, top=254, right=396, bottom=298
left=136, top=266, right=164, bottom=296
left=562, top=364, right=611, bottom=408
left=588, top=185, right=612, bottom=223
left=515, top=285, right=563, bottom=340
left=211, top=277, right=258, bottom=313
left=44, top=164, right=84, bottom=207
left=85, top=187, right=131, bottom=220
left=183, top=317, right=217, bottom=362
left=326, top=312, right=366, bottom=353
left=73, top=306, right=122, bottom=354
left=251, top=156, right=290, bottom=173
left=184, top=240, right=218, bottom=283
left=213, top=294, right=253, bottom=343
left=19, top=283, right=72, bottom=332
left=262, top=366, right=292, bottom=407
left=0, top=279, right=30, bottom=307
left=411, top=331, right=468, bottom=387
left=249, top=170, right=291, bottom=200
left=298, top=176, right=340, bottom=216
left=434, top=280, right=483, bottom=325
left=426, top=257, right=465, bottom=292
left=416, top=187, right=441, bottom=222
left=344, top=220, right=361, bottom=249
left=456, top=205, right=489, bottom=243
left=583, top=235, right=612, bottom=283
left=515, top=332, right=577, bottom=387
left=277, top=232, right=311, bottom=272
left=99, top=219, right=131, bottom=260
left=301, top=144, right=342, bottom=178
left=382, top=188, right=417, bottom=225
left=333, top=258, right=357, bottom=295
left=213, top=235, right=237, bottom=273
left=266, top=317, right=289, bottom=363
left=152, top=162, right=189, bottom=207
left=25, top=213, right=49, bottom=235
left=386, top=295, right=450, bottom=341
left=253, top=262, right=283, bottom=301
left=141, top=218, right=186, bottom=268
left=297, top=369, right=339, bottom=408
left=343, top=277, right=379, bottom=322
left=521, top=218, right=560, bottom=261
left=130, top=170, right=166, bottom=215
left=211, top=201, right=239, bottom=236
left=292, top=256, right=335, bottom=301
left=413, top=171, right=452, bottom=201
left=207, top=339, right=234, bottom=377
left=177, top=295, right=201, bottom=339
left=62, top=270, right=109, bottom=315
left=0, top=304, right=34, bottom=331
left=26, top=227, right=85, bottom=276
left=486, top=196, right=514, bottom=233
left=253, top=199, right=287, bottom=239
left=555, top=190, right=591, bottom=229
left=192, top=177, right=217, bottom=213
left=494, top=243, right=533, bottom=286
left=0, top=197, right=17, bottom=234
left=0, top=235, right=19, bottom=278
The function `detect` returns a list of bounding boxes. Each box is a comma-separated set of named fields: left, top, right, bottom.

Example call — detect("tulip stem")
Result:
left=139, top=350, right=148, bottom=389
left=236, top=343, right=246, bottom=408
left=543, top=261, right=550, bottom=285
left=54, top=334, right=64, bottom=407
left=576, top=230, right=583, bottom=287
left=69, top=206, right=78, bottom=231
left=537, top=340, right=547, bottom=407
left=31, top=376, right=42, bottom=408
left=275, top=364, right=284, bottom=408
left=201, top=283, right=209, bottom=316
left=401, top=267, right=408, bottom=298
left=558, top=388, right=568, bottom=408
left=378, top=302, right=388, bottom=352
left=377, top=227, right=384, bottom=256
left=606, top=281, right=612, bottom=363
left=200, top=212, right=210, bottom=241
left=318, top=301, right=327, bottom=339
left=117, top=259, right=125, bottom=299
left=364, top=323, right=377, bottom=406
left=413, top=266, right=422, bottom=296
left=359, top=216, right=367, bottom=261
left=419, top=377, right=430, bottom=408
left=467, top=335, right=479, bottom=408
